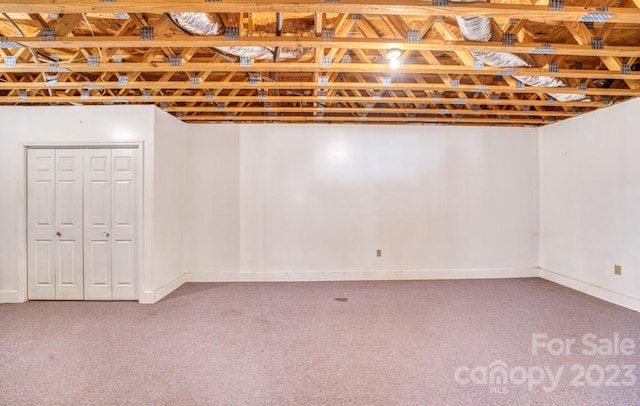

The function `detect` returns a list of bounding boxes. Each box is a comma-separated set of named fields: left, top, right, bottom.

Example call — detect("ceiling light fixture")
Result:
left=386, top=48, right=402, bottom=61
left=389, top=57, right=403, bottom=70
left=386, top=48, right=403, bottom=70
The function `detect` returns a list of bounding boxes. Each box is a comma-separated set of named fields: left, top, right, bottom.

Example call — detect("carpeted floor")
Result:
left=1, top=278, right=639, bottom=405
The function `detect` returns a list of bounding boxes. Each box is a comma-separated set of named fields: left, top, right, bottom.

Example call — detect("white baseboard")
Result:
left=0, top=290, right=22, bottom=303
left=539, top=268, right=640, bottom=313
left=153, top=272, right=187, bottom=303
left=187, top=267, right=539, bottom=283
left=9, top=268, right=639, bottom=313
left=138, top=291, right=155, bottom=304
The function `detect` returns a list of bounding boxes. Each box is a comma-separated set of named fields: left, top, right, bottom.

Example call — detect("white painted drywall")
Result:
left=153, top=109, right=188, bottom=298
left=539, top=98, right=640, bottom=311
left=0, top=105, right=155, bottom=303
left=187, top=124, right=539, bottom=281
left=0, top=106, right=541, bottom=302
left=184, top=125, right=240, bottom=274
left=2, top=101, right=637, bottom=310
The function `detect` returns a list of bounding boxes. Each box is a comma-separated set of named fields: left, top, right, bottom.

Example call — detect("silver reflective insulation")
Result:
left=456, top=14, right=589, bottom=101
left=456, top=17, right=491, bottom=42
left=168, top=12, right=222, bottom=36
left=472, top=51, right=530, bottom=68
left=169, top=12, right=303, bottom=60
left=514, top=75, right=565, bottom=88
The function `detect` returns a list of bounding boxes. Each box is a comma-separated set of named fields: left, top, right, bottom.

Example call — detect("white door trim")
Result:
left=19, top=142, right=145, bottom=302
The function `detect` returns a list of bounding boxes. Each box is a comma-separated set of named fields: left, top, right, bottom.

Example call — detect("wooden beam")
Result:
left=181, top=114, right=547, bottom=125
left=3, top=79, right=636, bottom=96
left=0, top=94, right=605, bottom=107
left=564, top=21, right=640, bottom=90
left=167, top=105, right=575, bottom=117
left=1, top=1, right=639, bottom=24
left=314, top=13, right=323, bottom=37
left=9, top=36, right=640, bottom=58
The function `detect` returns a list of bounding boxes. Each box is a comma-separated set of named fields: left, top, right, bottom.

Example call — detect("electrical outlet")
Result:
left=376, top=249, right=382, bottom=257
left=614, top=264, right=622, bottom=276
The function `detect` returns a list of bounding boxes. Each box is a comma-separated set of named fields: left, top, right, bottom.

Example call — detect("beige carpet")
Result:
left=1, top=278, right=639, bottom=405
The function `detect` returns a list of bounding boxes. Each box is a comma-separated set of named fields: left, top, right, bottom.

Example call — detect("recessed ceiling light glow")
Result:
left=389, top=57, right=403, bottom=70
left=385, top=48, right=402, bottom=60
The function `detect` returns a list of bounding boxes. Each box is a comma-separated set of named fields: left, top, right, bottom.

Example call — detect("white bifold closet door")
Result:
left=83, top=149, right=136, bottom=300
left=28, top=149, right=84, bottom=300
left=27, top=148, right=137, bottom=301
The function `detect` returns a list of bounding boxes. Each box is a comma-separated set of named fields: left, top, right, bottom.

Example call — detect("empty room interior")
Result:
left=1, top=1, right=640, bottom=404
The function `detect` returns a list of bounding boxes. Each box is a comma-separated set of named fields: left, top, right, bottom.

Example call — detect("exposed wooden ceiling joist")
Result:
left=3, top=80, right=637, bottom=97
left=1, top=1, right=639, bottom=24
left=0, top=95, right=604, bottom=108
left=0, top=1, right=638, bottom=126
left=2, top=62, right=638, bottom=81
left=9, top=36, right=640, bottom=58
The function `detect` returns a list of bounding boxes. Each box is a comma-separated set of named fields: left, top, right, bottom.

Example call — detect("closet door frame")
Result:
left=19, top=142, right=145, bottom=302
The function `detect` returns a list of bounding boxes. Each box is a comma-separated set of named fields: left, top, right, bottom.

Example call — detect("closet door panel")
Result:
left=111, top=149, right=137, bottom=300
left=27, top=149, right=56, bottom=300
left=54, top=149, right=84, bottom=300
left=29, top=147, right=138, bottom=302
left=84, top=149, right=113, bottom=300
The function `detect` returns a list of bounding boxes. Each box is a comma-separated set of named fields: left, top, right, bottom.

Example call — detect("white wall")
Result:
left=185, top=125, right=240, bottom=275
left=0, top=106, right=155, bottom=303
left=187, top=124, right=540, bottom=281
left=539, top=98, right=640, bottom=311
left=152, top=109, right=188, bottom=300
left=0, top=107, right=540, bottom=303
left=4, top=102, right=638, bottom=310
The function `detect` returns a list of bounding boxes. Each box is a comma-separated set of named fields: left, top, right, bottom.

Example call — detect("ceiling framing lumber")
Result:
left=3, top=80, right=637, bottom=96
left=9, top=37, right=640, bottom=58
left=0, top=1, right=638, bottom=126
left=1, top=1, right=639, bottom=24
left=0, top=94, right=603, bottom=107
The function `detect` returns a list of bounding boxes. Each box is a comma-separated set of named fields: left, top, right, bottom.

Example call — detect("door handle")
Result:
left=56, top=231, right=61, bottom=237
left=103, top=232, right=110, bottom=237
